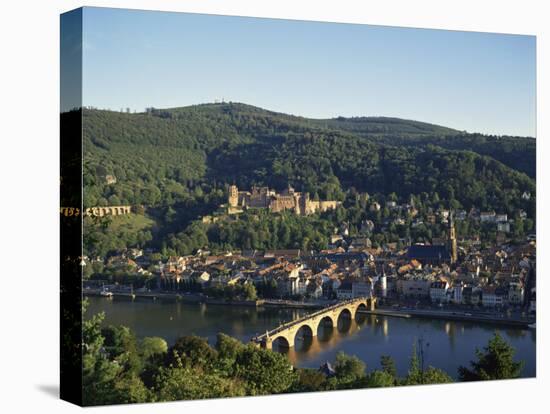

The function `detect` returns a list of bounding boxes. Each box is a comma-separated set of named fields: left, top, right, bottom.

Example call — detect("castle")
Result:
left=227, top=185, right=340, bottom=216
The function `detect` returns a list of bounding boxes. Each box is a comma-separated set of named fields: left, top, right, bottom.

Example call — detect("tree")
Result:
left=101, top=325, right=142, bottom=374
left=233, top=344, right=297, bottom=395
left=458, top=332, right=523, bottom=381
left=215, top=333, right=243, bottom=359
left=82, top=306, right=149, bottom=405
left=215, top=333, right=244, bottom=374
left=141, top=337, right=168, bottom=360
left=167, top=336, right=218, bottom=368
left=329, top=352, right=366, bottom=389
left=403, top=341, right=452, bottom=385
left=294, top=368, right=327, bottom=392
left=82, top=310, right=121, bottom=405
left=110, top=374, right=150, bottom=404
left=366, top=370, right=395, bottom=388
left=242, top=283, right=257, bottom=301
left=422, top=367, right=453, bottom=384
left=380, top=355, right=397, bottom=379
left=154, top=362, right=245, bottom=401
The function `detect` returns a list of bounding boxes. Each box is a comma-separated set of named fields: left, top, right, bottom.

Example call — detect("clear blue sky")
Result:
left=80, top=7, right=536, bottom=137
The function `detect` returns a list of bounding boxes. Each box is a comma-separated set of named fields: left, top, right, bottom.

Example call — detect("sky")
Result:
left=78, top=7, right=536, bottom=137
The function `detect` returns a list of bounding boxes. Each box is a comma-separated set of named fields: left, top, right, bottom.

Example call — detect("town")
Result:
left=82, top=196, right=536, bottom=323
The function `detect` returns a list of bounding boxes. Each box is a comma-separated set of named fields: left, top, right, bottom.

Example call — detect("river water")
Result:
left=86, top=296, right=536, bottom=379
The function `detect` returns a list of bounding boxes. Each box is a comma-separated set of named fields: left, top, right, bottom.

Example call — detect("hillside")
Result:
left=82, top=102, right=535, bottom=202
left=311, top=115, right=460, bottom=137
left=73, top=102, right=536, bottom=255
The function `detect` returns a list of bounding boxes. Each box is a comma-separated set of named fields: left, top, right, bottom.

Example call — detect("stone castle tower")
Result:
left=228, top=185, right=239, bottom=207
left=448, top=211, right=458, bottom=264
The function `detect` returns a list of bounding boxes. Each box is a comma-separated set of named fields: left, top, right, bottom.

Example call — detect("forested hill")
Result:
left=310, top=115, right=460, bottom=137
left=80, top=102, right=535, bottom=216
left=317, top=117, right=536, bottom=179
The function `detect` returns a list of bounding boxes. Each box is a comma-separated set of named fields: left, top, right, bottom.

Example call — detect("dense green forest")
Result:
left=312, top=117, right=536, bottom=178
left=74, top=102, right=535, bottom=256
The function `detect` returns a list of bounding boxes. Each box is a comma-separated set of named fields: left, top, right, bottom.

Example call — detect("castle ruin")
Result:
left=227, top=185, right=340, bottom=216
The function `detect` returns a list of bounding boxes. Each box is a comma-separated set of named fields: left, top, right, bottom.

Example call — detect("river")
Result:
left=86, top=296, right=536, bottom=379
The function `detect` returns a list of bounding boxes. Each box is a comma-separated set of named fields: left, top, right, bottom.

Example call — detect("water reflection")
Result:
left=278, top=311, right=379, bottom=365
left=87, top=297, right=536, bottom=379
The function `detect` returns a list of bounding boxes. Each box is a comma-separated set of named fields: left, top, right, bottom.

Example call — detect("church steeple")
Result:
left=448, top=211, right=458, bottom=264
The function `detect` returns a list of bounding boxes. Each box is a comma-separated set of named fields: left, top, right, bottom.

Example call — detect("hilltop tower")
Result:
left=448, top=211, right=458, bottom=264
left=228, top=185, right=239, bottom=207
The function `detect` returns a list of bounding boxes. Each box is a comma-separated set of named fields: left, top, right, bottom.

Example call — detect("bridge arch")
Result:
left=294, top=323, right=315, bottom=350
left=336, top=307, right=353, bottom=332
left=317, top=314, right=336, bottom=328
left=337, top=307, right=353, bottom=321
left=355, top=302, right=368, bottom=322
left=295, top=323, right=314, bottom=339
left=271, top=335, right=291, bottom=350
left=316, top=314, right=336, bottom=341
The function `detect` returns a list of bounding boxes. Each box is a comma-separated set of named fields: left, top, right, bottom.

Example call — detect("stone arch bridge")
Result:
left=252, top=297, right=376, bottom=350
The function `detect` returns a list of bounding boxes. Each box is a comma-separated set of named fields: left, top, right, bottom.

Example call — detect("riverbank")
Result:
left=83, top=289, right=325, bottom=309
left=84, top=290, right=535, bottom=328
left=360, top=308, right=535, bottom=328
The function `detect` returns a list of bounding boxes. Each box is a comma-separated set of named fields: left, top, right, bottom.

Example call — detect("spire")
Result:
left=448, top=209, right=458, bottom=264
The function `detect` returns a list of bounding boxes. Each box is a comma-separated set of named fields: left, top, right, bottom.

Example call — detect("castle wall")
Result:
left=269, top=195, right=297, bottom=213
left=85, top=205, right=131, bottom=217
left=318, top=201, right=340, bottom=212
left=248, top=187, right=271, bottom=208
left=304, top=200, right=340, bottom=215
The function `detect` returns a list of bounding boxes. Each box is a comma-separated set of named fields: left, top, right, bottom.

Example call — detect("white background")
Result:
left=0, top=0, right=547, bottom=412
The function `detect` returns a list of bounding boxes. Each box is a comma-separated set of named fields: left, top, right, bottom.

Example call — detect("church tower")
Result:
left=448, top=211, right=458, bottom=264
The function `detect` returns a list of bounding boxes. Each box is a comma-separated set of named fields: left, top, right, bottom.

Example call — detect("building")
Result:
left=481, top=286, right=506, bottom=307
left=452, top=283, right=463, bottom=304
left=407, top=212, right=457, bottom=265
left=352, top=280, right=374, bottom=298
left=264, top=249, right=301, bottom=259
left=462, top=286, right=473, bottom=305
left=379, top=273, right=388, bottom=298
left=497, top=222, right=511, bottom=233
left=336, top=281, right=353, bottom=300
left=397, top=278, right=431, bottom=298
left=227, top=184, right=340, bottom=216
left=196, top=271, right=211, bottom=286
left=407, top=245, right=450, bottom=265
left=463, top=286, right=482, bottom=305
left=430, top=281, right=449, bottom=303
left=480, top=211, right=497, bottom=223
left=508, top=283, right=525, bottom=306
left=307, top=280, right=324, bottom=299
left=273, top=263, right=304, bottom=297
left=496, top=214, right=508, bottom=223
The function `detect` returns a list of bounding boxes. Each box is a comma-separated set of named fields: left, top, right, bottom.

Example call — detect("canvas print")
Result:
left=60, top=6, right=536, bottom=406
